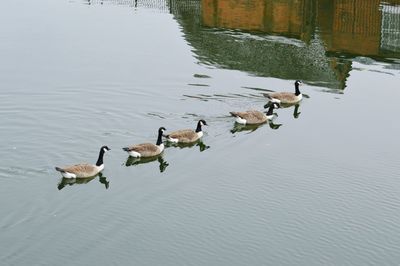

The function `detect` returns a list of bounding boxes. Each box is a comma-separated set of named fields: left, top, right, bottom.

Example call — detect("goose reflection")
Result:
left=293, top=104, right=301, bottom=119
left=57, top=173, right=109, bottom=190
left=231, top=120, right=282, bottom=134
left=125, top=155, right=169, bottom=173
left=264, top=102, right=302, bottom=119
left=165, top=139, right=210, bottom=152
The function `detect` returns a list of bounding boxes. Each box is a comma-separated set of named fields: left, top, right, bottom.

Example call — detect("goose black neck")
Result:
left=156, top=130, right=163, bottom=145
left=266, top=105, right=275, bottom=116
left=195, top=122, right=202, bottom=133
left=295, top=83, right=301, bottom=96
left=96, top=148, right=105, bottom=166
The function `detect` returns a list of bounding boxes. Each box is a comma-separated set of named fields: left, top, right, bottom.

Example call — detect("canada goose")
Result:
left=230, top=103, right=280, bottom=125
left=55, top=146, right=110, bottom=179
left=165, top=119, right=207, bottom=143
left=123, top=127, right=166, bottom=157
left=263, top=80, right=303, bottom=104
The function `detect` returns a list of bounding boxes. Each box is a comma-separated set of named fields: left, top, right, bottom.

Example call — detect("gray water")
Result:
left=1, top=0, right=400, bottom=265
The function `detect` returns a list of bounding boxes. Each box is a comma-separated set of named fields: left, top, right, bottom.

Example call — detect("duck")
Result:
left=230, top=103, right=280, bottom=125
left=55, top=145, right=110, bottom=179
left=263, top=80, right=303, bottom=104
left=122, top=127, right=166, bottom=157
left=165, top=119, right=207, bottom=143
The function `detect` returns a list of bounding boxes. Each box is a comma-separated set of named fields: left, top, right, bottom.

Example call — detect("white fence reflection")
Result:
left=381, top=4, right=400, bottom=52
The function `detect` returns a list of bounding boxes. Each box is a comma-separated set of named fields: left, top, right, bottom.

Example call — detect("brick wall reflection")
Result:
left=317, top=0, right=382, bottom=55
left=202, top=0, right=314, bottom=41
left=201, top=0, right=400, bottom=56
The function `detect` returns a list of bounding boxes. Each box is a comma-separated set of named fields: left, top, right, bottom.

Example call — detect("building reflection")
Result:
left=317, top=0, right=400, bottom=57
left=202, top=0, right=315, bottom=42
left=195, top=0, right=400, bottom=89
left=201, top=0, right=400, bottom=57
left=82, top=0, right=400, bottom=89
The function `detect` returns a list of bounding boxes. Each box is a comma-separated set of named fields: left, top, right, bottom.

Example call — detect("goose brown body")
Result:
left=55, top=146, right=110, bottom=179
left=55, top=164, right=102, bottom=178
left=167, top=130, right=199, bottom=143
left=230, top=110, right=268, bottom=125
left=165, top=120, right=207, bottom=143
left=230, top=103, right=279, bottom=125
left=123, top=143, right=163, bottom=157
left=123, top=127, right=166, bottom=158
left=263, top=80, right=303, bottom=104
left=263, top=92, right=301, bottom=104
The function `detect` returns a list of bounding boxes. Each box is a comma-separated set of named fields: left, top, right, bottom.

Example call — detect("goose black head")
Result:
left=101, top=146, right=111, bottom=152
left=199, top=119, right=207, bottom=126
left=157, top=127, right=166, bottom=145
left=196, top=119, right=207, bottom=132
left=294, top=80, right=302, bottom=95
left=96, top=146, right=110, bottom=166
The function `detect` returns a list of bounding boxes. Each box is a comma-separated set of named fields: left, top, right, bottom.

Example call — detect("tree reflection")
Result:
left=169, top=0, right=400, bottom=90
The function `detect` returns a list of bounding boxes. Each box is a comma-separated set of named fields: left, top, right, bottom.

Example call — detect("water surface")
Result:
left=1, top=0, right=400, bottom=265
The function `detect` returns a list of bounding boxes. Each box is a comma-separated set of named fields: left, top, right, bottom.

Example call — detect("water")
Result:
left=1, top=0, right=400, bottom=265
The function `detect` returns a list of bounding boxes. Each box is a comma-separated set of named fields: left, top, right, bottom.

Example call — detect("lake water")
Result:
left=1, top=0, right=400, bottom=265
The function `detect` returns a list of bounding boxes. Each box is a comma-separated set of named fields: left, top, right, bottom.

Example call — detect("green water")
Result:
left=1, top=0, right=400, bottom=265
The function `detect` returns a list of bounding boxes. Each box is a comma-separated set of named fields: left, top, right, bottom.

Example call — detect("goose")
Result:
left=165, top=119, right=207, bottom=143
left=55, top=146, right=110, bottom=179
left=123, top=127, right=166, bottom=157
left=263, top=80, right=303, bottom=104
left=230, top=103, right=280, bottom=125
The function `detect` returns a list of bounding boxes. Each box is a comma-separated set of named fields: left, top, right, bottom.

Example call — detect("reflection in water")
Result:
left=231, top=120, right=282, bottom=133
left=80, top=0, right=400, bottom=89
left=57, top=173, right=110, bottom=190
left=318, top=0, right=400, bottom=59
left=169, top=0, right=400, bottom=90
left=85, top=0, right=167, bottom=10
left=165, top=140, right=210, bottom=152
left=125, top=155, right=169, bottom=173
left=293, top=104, right=301, bottom=119
left=264, top=102, right=302, bottom=119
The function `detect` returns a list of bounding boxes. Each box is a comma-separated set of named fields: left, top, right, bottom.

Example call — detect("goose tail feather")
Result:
left=262, top=93, right=272, bottom=99
left=55, top=167, right=65, bottom=173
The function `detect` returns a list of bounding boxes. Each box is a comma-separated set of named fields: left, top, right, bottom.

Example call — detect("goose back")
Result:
left=124, top=143, right=162, bottom=157
left=230, top=110, right=267, bottom=124
left=55, top=164, right=103, bottom=178
left=167, top=129, right=199, bottom=143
